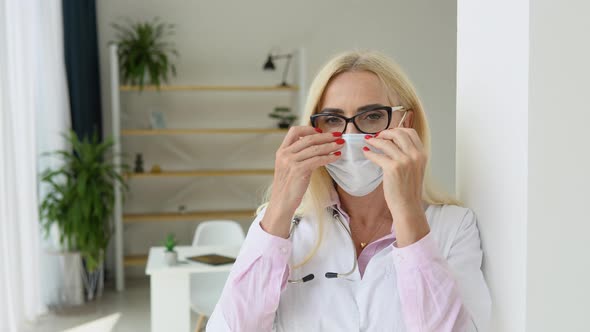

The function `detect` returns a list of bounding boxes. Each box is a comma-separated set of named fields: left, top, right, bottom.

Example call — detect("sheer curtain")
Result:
left=0, top=0, right=71, bottom=331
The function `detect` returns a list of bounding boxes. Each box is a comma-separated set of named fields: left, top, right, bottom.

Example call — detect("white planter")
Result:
left=42, top=250, right=84, bottom=308
left=164, top=251, right=178, bottom=266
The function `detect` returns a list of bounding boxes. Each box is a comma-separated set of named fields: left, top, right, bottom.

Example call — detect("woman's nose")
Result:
left=343, top=121, right=361, bottom=135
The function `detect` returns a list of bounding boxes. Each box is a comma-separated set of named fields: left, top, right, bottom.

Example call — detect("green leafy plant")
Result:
left=163, top=233, right=177, bottom=252
left=111, top=17, right=178, bottom=90
left=39, top=131, right=128, bottom=272
left=269, top=106, right=298, bottom=128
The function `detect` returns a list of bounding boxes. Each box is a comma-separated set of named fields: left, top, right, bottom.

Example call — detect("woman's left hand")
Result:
left=362, top=128, right=430, bottom=246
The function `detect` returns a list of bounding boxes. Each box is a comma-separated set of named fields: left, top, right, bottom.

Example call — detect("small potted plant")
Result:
left=111, top=17, right=178, bottom=90
left=269, top=106, right=298, bottom=129
left=163, top=233, right=178, bottom=266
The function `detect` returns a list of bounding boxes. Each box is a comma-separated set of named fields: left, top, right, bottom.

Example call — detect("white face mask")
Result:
left=325, top=133, right=383, bottom=197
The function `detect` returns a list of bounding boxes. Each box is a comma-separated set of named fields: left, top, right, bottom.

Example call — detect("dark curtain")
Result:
left=62, top=0, right=103, bottom=140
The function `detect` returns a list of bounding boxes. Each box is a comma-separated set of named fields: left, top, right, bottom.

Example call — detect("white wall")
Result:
left=527, top=0, right=590, bottom=330
left=96, top=0, right=458, bottom=277
left=456, top=0, right=529, bottom=330
left=458, top=0, right=590, bottom=331
left=96, top=0, right=458, bottom=192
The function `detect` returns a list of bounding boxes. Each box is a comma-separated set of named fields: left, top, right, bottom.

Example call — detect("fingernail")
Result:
left=363, top=146, right=370, bottom=151
left=332, top=132, right=342, bottom=137
left=364, top=134, right=373, bottom=139
left=315, top=128, right=323, bottom=133
left=335, top=138, right=345, bottom=145
left=334, top=151, right=341, bottom=156
left=375, top=131, right=381, bottom=137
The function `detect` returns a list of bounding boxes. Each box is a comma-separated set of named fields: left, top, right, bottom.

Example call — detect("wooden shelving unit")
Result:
left=124, top=254, right=148, bottom=267
left=120, top=85, right=299, bottom=92
left=110, top=45, right=306, bottom=287
left=122, top=128, right=288, bottom=136
left=127, top=169, right=274, bottom=178
left=123, top=209, right=257, bottom=223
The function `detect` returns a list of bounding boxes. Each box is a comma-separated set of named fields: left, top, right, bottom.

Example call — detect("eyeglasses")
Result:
left=310, top=106, right=406, bottom=134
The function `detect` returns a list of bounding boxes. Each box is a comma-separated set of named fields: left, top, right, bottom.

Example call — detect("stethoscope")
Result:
left=287, top=207, right=358, bottom=284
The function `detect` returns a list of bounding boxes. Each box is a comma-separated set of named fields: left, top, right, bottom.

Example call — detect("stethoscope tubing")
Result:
left=287, top=208, right=358, bottom=284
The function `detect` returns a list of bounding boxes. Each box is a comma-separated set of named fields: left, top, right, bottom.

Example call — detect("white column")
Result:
left=296, top=47, right=307, bottom=117
left=109, top=44, right=124, bottom=291
left=457, top=0, right=590, bottom=331
left=527, top=0, right=590, bottom=330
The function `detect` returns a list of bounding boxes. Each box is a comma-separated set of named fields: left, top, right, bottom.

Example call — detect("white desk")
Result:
left=145, top=245, right=240, bottom=332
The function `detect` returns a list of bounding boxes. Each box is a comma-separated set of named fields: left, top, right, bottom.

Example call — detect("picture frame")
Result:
left=149, top=111, right=167, bottom=129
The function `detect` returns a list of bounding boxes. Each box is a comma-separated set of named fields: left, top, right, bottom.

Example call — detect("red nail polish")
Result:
left=364, top=134, right=372, bottom=139
left=315, top=128, right=323, bottom=133
left=332, top=132, right=342, bottom=137
left=334, top=151, right=341, bottom=156
left=363, top=146, right=370, bottom=151
left=375, top=131, right=381, bottom=137
left=335, top=138, right=345, bottom=145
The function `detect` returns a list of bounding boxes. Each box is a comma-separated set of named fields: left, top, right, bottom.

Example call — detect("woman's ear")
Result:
left=403, top=110, right=414, bottom=128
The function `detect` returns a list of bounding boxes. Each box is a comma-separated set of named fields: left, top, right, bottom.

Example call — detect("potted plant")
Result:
left=111, top=17, right=178, bottom=90
left=39, top=131, right=128, bottom=303
left=269, top=106, right=298, bottom=129
left=163, top=233, right=178, bottom=266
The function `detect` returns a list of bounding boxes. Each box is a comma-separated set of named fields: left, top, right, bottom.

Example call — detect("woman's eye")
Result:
left=365, top=112, right=383, bottom=120
left=326, top=117, right=342, bottom=124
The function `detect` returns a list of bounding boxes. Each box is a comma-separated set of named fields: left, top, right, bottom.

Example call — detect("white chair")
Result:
left=192, top=220, right=245, bottom=247
left=191, top=220, right=245, bottom=332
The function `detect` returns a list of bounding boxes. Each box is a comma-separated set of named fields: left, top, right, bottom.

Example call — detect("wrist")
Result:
left=391, top=203, right=430, bottom=248
left=266, top=198, right=297, bottom=220
left=260, top=200, right=296, bottom=239
left=389, top=199, right=424, bottom=219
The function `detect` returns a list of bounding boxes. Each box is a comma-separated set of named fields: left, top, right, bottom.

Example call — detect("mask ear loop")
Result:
left=396, top=110, right=409, bottom=128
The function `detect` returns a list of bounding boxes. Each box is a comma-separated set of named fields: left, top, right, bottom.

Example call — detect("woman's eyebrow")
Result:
left=319, top=104, right=385, bottom=114
left=358, top=104, right=385, bottom=112
left=319, top=108, right=343, bottom=114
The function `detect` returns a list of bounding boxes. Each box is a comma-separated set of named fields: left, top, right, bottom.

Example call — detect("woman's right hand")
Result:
left=260, top=126, right=344, bottom=238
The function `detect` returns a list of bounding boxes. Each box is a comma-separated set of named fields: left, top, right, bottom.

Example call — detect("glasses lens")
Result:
left=314, top=115, right=346, bottom=133
left=355, top=109, right=389, bottom=133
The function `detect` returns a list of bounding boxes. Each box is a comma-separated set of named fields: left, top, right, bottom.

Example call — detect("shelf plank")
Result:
left=124, top=254, right=148, bottom=267
left=127, top=169, right=274, bottom=178
left=120, top=85, right=299, bottom=92
left=123, top=209, right=256, bottom=223
left=121, top=128, right=288, bottom=136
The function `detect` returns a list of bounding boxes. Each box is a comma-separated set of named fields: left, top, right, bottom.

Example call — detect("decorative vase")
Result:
left=134, top=153, right=144, bottom=173
left=164, top=250, right=178, bottom=266
left=82, top=249, right=104, bottom=301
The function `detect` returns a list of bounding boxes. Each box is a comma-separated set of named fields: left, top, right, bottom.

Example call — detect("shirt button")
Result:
left=280, top=247, right=288, bottom=254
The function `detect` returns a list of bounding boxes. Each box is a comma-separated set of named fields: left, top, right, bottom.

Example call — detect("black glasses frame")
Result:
left=310, top=106, right=405, bottom=134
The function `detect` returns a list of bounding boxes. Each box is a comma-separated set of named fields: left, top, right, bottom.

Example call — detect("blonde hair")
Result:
left=258, top=50, right=461, bottom=268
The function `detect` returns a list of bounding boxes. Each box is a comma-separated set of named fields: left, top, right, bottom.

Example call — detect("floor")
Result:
left=21, top=278, right=205, bottom=332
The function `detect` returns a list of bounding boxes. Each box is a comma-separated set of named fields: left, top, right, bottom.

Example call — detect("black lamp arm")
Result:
left=270, top=53, right=293, bottom=60
left=281, top=55, right=293, bottom=87
left=268, top=53, right=294, bottom=87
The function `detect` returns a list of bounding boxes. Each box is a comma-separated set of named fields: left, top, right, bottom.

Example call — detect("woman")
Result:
left=207, top=51, right=491, bottom=331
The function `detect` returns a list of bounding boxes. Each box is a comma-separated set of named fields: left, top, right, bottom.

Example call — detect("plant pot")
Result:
left=82, top=250, right=104, bottom=301
left=42, top=250, right=85, bottom=308
left=278, top=122, right=291, bottom=129
left=164, top=250, right=178, bottom=266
